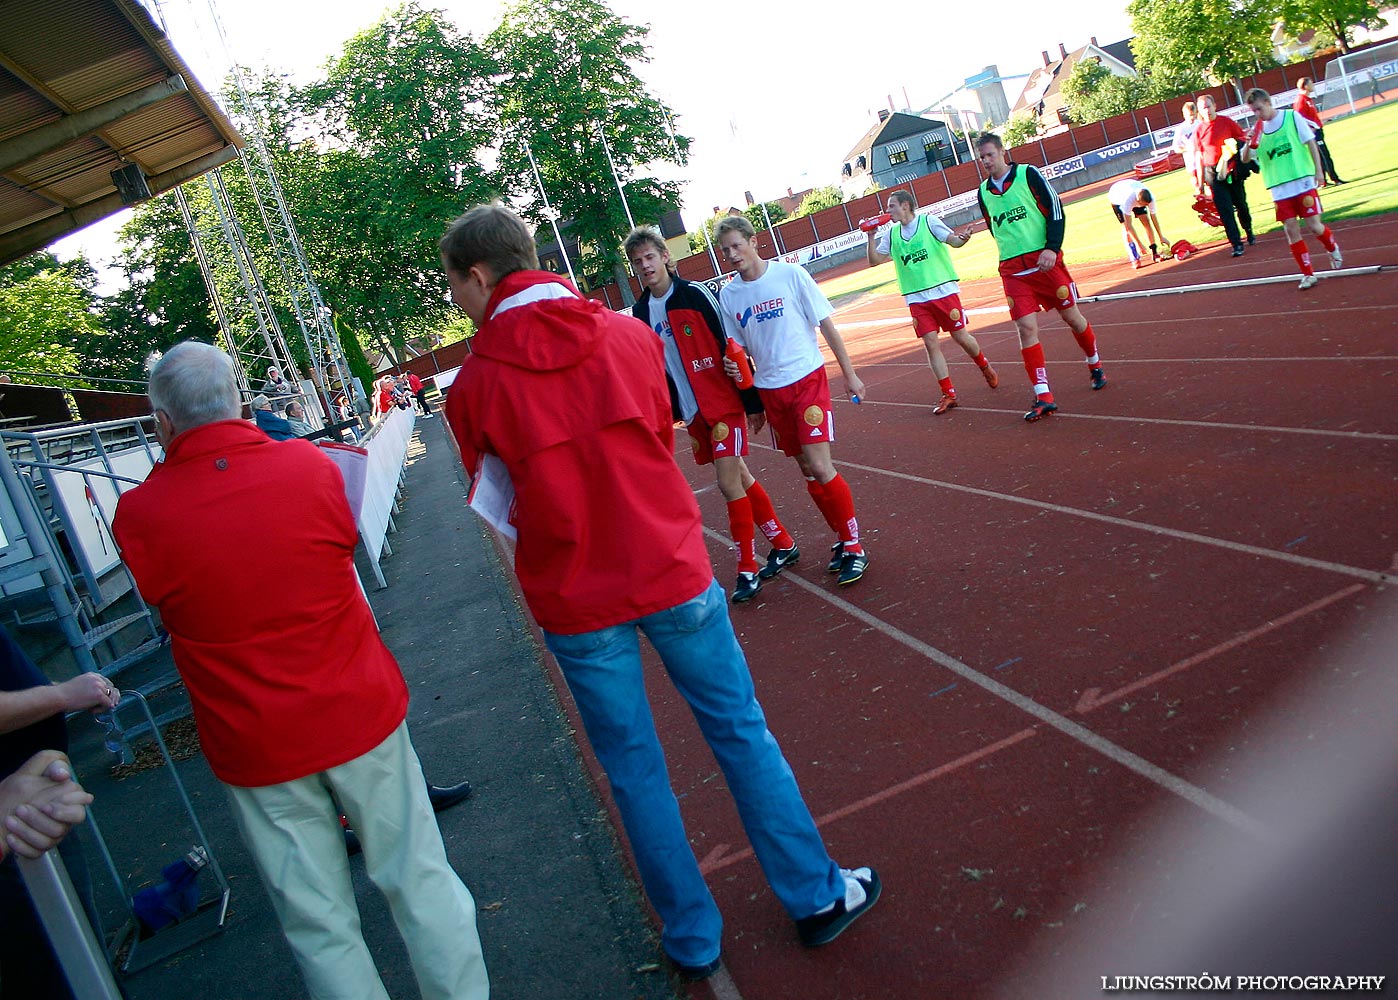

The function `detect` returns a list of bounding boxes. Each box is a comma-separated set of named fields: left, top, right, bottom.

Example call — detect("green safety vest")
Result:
left=980, top=167, right=1048, bottom=261
left=1255, top=109, right=1313, bottom=190
left=889, top=216, right=959, bottom=295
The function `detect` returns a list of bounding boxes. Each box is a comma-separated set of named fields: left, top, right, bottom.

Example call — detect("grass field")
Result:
left=822, top=99, right=1398, bottom=305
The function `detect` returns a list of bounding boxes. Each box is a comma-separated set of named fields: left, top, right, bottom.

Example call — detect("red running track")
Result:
left=526, top=208, right=1397, bottom=999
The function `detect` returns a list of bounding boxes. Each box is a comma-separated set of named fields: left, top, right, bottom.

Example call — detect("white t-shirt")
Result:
left=1172, top=119, right=1199, bottom=172
left=646, top=283, right=699, bottom=423
left=718, top=260, right=834, bottom=390
left=1258, top=111, right=1318, bottom=200
left=1108, top=179, right=1149, bottom=214
left=874, top=213, right=960, bottom=303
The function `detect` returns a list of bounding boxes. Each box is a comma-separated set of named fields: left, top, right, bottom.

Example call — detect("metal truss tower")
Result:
left=169, top=0, right=364, bottom=418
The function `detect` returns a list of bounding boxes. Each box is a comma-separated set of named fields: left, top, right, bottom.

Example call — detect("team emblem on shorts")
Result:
left=1056, top=285, right=1070, bottom=300
left=712, top=422, right=730, bottom=442
left=691, top=438, right=703, bottom=456
left=949, top=308, right=961, bottom=322
left=803, top=405, right=824, bottom=426
left=683, top=324, right=694, bottom=336
left=1303, top=196, right=1315, bottom=209
left=1006, top=296, right=1015, bottom=310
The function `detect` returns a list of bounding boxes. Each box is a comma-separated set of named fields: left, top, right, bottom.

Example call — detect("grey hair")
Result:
left=149, top=342, right=242, bottom=432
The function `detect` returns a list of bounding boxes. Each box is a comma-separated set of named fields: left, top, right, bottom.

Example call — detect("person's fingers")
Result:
left=7, top=804, right=69, bottom=845
left=17, top=750, right=71, bottom=781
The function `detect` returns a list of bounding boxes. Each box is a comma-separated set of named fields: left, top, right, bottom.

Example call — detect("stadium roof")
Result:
left=0, top=0, right=242, bottom=265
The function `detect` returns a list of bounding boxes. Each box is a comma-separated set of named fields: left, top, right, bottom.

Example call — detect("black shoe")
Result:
left=796, top=867, right=882, bottom=947
left=827, top=541, right=845, bottom=574
left=837, top=550, right=868, bottom=586
left=1246, top=231, right=1256, bottom=246
left=1090, top=366, right=1107, bottom=391
left=1231, top=245, right=1245, bottom=257
left=732, top=572, right=762, bottom=603
left=1023, top=398, right=1058, bottom=422
left=671, top=954, right=722, bottom=981
left=758, top=544, right=800, bottom=580
left=428, top=781, right=472, bottom=812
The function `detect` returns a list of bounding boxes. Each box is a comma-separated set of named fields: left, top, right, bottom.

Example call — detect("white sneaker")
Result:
left=1330, top=247, right=1344, bottom=269
left=1298, top=273, right=1319, bottom=290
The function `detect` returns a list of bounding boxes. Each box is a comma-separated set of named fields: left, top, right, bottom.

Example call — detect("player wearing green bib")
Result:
left=975, top=132, right=1106, bottom=423
left=1242, top=88, right=1342, bottom=290
left=867, top=189, right=998, bottom=415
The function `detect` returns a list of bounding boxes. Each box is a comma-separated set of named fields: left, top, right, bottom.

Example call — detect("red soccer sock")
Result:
left=814, top=473, right=863, bottom=553
left=1021, top=343, right=1053, bottom=401
left=1290, top=240, right=1314, bottom=276
left=1317, top=226, right=1337, bottom=253
left=938, top=376, right=956, bottom=397
left=726, top=496, right=758, bottom=574
left=1071, top=322, right=1100, bottom=366
left=745, top=480, right=793, bottom=550
left=973, top=351, right=990, bottom=370
left=806, top=478, right=842, bottom=533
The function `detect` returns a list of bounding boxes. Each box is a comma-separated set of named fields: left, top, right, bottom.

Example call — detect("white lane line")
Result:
left=828, top=455, right=1396, bottom=585
left=706, top=966, right=746, bottom=1000
left=705, top=528, right=1269, bottom=838
left=1078, top=264, right=1390, bottom=303
left=852, top=397, right=1398, bottom=443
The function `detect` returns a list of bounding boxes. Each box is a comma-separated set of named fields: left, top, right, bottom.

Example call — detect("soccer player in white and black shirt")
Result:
left=715, top=216, right=870, bottom=586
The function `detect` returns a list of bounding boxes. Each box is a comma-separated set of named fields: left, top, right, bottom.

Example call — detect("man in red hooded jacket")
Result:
left=441, top=203, right=879, bottom=980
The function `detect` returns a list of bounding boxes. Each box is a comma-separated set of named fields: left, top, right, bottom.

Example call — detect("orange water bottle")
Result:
left=725, top=339, right=754, bottom=389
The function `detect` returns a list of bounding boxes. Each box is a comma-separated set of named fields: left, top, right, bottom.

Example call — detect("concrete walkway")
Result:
left=53, top=417, right=683, bottom=1000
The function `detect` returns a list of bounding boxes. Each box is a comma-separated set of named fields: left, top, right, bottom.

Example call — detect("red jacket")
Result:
left=112, top=420, right=408, bottom=786
left=631, top=277, right=762, bottom=422
left=445, top=271, right=712, bottom=634
left=1194, top=114, right=1247, bottom=168
left=407, top=372, right=424, bottom=392
left=1294, top=92, right=1322, bottom=129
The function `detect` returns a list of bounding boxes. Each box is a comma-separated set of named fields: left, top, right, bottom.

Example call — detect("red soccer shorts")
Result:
left=909, top=294, right=968, bottom=336
left=687, top=411, right=749, bottom=466
left=1274, top=190, right=1322, bottom=222
left=999, top=251, right=1079, bottom=321
left=758, top=366, right=834, bottom=458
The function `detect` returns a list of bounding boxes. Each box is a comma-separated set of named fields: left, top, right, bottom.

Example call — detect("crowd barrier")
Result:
left=333, top=405, right=415, bottom=588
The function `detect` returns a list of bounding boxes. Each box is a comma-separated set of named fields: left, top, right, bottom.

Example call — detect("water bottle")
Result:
left=724, top=339, right=754, bottom=390
left=95, top=711, right=135, bottom=766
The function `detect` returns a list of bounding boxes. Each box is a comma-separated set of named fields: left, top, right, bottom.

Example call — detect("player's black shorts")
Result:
left=1112, top=204, right=1152, bottom=223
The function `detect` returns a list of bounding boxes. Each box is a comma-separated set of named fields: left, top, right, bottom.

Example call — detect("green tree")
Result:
left=792, top=186, right=844, bottom=218
left=1129, top=0, right=1279, bottom=103
left=295, top=3, right=497, bottom=355
left=1061, top=59, right=1152, bottom=124
left=1281, top=0, right=1387, bottom=52
left=0, top=253, right=99, bottom=384
left=1001, top=113, right=1043, bottom=148
left=742, top=201, right=787, bottom=232
left=488, top=0, right=686, bottom=299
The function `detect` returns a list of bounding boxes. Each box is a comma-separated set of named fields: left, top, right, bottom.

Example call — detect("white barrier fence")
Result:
left=341, top=405, right=415, bottom=588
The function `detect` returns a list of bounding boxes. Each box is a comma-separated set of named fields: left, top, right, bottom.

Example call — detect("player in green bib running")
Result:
left=866, top=189, right=999, bottom=415
left=975, top=132, right=1106, bottom=423
left=1242, top=88, right=1343, bottom=291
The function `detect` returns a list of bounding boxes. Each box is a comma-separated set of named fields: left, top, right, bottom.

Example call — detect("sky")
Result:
left=55, top=0, right=1134, bottom=283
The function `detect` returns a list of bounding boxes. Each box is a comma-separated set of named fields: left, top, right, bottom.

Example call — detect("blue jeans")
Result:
left=543, top=579, right=842, bottom=966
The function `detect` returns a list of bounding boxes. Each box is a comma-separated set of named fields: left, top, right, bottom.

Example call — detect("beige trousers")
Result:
left=226, top=722, right=488, bottom=1000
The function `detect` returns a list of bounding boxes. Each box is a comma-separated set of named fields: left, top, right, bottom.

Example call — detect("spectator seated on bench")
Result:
left=251, top=395, right=294, bottom=441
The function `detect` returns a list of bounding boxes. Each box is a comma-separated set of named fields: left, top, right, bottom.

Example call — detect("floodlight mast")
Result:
left=663, top=112, right=721, bottom=275
left=524, top=139, right=579, bottom=288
